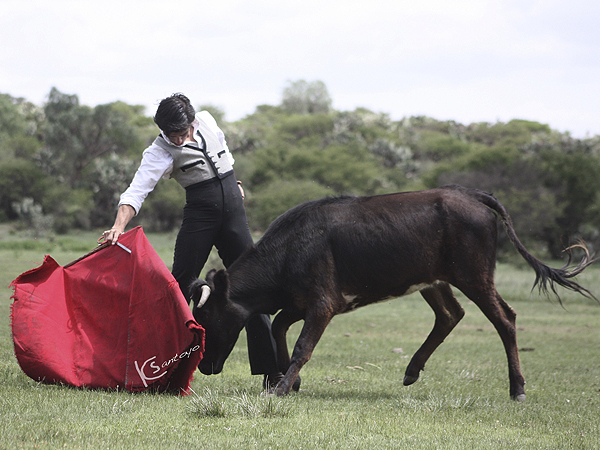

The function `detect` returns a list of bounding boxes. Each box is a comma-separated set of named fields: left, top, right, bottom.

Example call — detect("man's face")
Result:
left=168, top=128, right=191, bottom=146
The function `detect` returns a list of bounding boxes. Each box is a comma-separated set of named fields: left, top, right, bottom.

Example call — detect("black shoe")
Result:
left=263, top=372, right=284, bottom=390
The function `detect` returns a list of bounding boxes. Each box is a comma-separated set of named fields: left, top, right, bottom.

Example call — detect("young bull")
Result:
left=191, top=185, right=596, bottom=401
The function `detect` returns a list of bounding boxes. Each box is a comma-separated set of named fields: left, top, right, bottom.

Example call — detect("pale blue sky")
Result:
left=2, top=0, right=598, bottom=136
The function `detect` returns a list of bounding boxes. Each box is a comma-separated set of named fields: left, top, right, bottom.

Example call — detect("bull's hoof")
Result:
left=263, top=373, right=301, bottom=393
left=261, top=388, right=276, bottom=397
left=274, top=386, right=290, bottom=397
left=512, top=393, right=526, bottom=402
left=403, top=374, right=419, bottom=386
left=292, top=375, right=301, bottom=391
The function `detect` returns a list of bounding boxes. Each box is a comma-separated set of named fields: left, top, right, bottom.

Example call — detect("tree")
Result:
left=246, top=179, right=334, bottom=230
left=281, top=80, right=332, bottom=115
left=40, top=87, right=150, bottom=188
left=35, top=88, right=156, bottom=231
left=140, top=180, right=186, bottom=232
left=0, top=94, right=43, bottom=139
left=224, top=105, right=284, bottom=155
left=422, top=124, right=600, bottom=259
left=0, top=93, right=47, bottom=222
left=0, top=159, right=49, bottom=221
left=532, top=138, right=600, bottom=257
left=87, top=153, right=140, bottom=228
left=0, top=93, right=44, bottom=160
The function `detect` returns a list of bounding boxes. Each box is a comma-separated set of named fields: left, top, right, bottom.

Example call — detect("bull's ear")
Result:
left=205, top=269, right=218, bottom=289
left=212, top=269, right=229, bottom=295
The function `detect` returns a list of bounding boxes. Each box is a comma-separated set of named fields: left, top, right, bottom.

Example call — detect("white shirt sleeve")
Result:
left=118, top=145, right=173, bottom=215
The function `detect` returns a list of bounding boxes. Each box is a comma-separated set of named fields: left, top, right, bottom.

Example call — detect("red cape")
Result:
left=10, top=227, right=204, bottom=394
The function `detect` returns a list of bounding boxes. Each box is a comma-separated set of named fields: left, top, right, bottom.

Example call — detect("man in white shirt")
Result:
left=101, top=93, right=288, bottom=390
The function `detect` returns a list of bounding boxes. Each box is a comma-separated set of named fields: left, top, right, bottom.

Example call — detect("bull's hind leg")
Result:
left=404, top=282, right=465, bottom=386
left=460, top=285, right=525, bottom=401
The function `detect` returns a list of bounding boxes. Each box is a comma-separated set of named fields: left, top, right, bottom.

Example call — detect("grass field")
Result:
left=1, top=226, right=599, bottom=449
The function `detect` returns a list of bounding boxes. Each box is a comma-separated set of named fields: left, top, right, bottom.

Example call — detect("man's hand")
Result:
left=98, top=228, right=124, bottom=245
left=99, top=204, right=136, bottom=245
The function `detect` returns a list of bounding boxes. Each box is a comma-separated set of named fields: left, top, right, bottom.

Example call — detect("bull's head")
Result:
left=190, top=269, right=249, bottom=376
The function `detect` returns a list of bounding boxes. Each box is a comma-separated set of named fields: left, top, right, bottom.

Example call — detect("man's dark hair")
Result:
left=154, top=93, right=196, bottom=135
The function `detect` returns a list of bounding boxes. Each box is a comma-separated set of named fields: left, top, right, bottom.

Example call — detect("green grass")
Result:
left=1, top=225, right=600, bottom=449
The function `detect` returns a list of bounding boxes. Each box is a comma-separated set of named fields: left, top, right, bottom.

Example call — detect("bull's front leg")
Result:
left=271, top=309, right=303, bottom=390
left=274, top=306, right=334, bottom=396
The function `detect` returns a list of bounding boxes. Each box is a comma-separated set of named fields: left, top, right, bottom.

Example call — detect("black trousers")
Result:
left=171, top=173, right=278, bottom=375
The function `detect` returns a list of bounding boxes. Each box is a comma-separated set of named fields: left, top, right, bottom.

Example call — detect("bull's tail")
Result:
left=458, top=186, right=597, bottom=302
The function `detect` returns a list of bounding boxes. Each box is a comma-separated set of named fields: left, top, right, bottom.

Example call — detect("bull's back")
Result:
left=259, top=187, right=498, bottom=299
left=326, top=191, right=449, bottom=297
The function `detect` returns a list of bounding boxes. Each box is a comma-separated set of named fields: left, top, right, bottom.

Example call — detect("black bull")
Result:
left=191, top=185, right=595, bottom=400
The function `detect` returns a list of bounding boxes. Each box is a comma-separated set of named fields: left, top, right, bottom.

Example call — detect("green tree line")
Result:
left=2, top=81, right=600, bottom=259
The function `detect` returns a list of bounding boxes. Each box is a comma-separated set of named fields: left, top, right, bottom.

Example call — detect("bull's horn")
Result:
left=197, top=284, right=211, bottom=308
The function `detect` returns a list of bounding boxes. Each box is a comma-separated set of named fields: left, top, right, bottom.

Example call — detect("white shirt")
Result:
left=118, top=111, right=233, bottom=215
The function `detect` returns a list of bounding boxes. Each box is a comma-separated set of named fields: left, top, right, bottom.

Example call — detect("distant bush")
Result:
left=246, top=179, right=334, bottom=230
